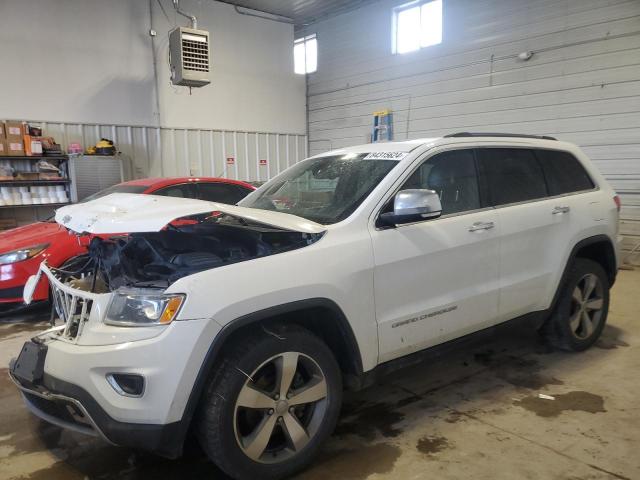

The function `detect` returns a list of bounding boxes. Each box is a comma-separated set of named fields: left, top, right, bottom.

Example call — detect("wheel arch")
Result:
left=175, top=298, right=363, bottom=454
left=550, top=234, right=617, bottom=312
left=572, top=235, right=617, bottom=286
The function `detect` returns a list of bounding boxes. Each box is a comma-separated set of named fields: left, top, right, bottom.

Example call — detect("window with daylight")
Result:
left=294, top=34, right=317, bottom=74
left=393, top=0, right=442, bottom=54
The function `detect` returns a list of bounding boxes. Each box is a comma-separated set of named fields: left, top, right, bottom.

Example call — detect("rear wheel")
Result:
left=544, top=258, right=609, bottom=351
left=197, top=326, right=342, bottom=480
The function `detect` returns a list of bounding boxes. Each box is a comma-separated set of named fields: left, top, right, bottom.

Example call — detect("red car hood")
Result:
left=0, top=222, right=69, bottom=253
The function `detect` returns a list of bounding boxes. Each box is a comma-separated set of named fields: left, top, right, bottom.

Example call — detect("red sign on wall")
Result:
left=259, top=159, right=267, bottom=166
left=226, top=157, right=235, bottom=165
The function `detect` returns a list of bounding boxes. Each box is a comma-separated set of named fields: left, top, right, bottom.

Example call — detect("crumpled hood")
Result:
left=0, top=222, right=65, bottom=253
left=55, top=193, right=326, bottom=235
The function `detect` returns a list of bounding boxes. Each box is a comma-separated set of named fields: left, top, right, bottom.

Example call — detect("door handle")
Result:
left=552, top=206, right=570, bottom=215
left=468, top=221, right=495, bottom=232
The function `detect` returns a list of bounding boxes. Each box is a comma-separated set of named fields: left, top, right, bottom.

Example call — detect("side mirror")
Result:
left=379, top=189, right=442, bottom=226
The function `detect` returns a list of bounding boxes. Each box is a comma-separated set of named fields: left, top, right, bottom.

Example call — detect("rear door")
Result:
left=476, top=147, right=588, bottom=321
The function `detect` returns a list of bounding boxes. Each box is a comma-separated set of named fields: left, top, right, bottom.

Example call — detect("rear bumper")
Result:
left=9, top=369, right=184, bottom=457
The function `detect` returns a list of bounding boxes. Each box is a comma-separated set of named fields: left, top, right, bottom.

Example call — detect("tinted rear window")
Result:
left=476, top=148, right=548, bottom=206
left=535, top=149, right=595, bottom=195
left=198, top=183, right=251, bottom=204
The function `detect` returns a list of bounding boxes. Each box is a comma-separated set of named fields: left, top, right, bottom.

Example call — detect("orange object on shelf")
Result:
left=24, top=135, right=43, bottom=156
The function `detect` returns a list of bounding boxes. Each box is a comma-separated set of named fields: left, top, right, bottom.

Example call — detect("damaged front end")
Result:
left=22, top=194, right=326, bottom=340
left=73, top=213, right=323, bottom=293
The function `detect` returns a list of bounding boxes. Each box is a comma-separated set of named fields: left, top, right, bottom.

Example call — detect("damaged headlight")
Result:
left=105, top=289, right=185, bottom=326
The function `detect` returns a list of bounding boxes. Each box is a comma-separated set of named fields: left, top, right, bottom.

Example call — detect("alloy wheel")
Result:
left=569, top=273, right=604, bottom=340
left=233, top=352, right=328, bottom=463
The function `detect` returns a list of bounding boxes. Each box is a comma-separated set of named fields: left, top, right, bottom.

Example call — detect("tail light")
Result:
left=613, top=195, right=621, bottom=212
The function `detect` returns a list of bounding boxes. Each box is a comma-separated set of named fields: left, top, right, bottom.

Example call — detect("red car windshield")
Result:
left=81, top=184, right=148, bottom=203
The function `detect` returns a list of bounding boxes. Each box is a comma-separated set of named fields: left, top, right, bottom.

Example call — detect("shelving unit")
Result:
left=0, top=154, right=72, bottom=226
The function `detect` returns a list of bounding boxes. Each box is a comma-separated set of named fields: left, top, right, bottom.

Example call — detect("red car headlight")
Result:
left=0, top=244, right=49, bottom=265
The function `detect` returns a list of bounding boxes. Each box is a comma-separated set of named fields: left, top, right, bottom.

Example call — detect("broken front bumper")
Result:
left=9, top=367, right=186, bottom=457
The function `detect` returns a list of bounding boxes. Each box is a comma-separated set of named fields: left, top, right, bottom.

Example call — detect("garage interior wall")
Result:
left=0, top=0, right=306, bottom=183
left=300, top=0, right=640, bottom=264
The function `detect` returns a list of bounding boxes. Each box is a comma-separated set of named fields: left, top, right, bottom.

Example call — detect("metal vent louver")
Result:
left=182, top=33, right=209, bottom=72
left=169, top=27, right=211, bottom=87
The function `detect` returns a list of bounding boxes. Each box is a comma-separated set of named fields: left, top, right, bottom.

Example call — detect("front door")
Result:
left=370, top=148, right=500, bottom=363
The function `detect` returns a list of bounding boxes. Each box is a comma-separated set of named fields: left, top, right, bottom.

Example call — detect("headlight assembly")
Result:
left=105, top=289, right=185, bottom=326
left=0, top=244, right=49, bottom=265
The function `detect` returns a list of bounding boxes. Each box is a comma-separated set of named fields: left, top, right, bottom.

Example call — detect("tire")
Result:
left=196, top=325, right=342, bottom=480
left=543, top=258, right=610, bottom=351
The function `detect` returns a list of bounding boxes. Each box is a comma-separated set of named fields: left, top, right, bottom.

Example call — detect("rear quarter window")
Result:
left=535, top=149, right=595, bottom=195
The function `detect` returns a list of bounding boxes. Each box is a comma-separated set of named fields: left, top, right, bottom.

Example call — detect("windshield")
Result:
left=81, top=184, right=148, bottom=203
left=238, top=154, right=399, bottom=224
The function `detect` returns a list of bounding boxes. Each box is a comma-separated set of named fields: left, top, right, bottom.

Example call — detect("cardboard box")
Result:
left=4, top=121, right=26, bottom=138
left=0, top=122, right=6, bottom=139
left=3, top=121, right=26, bottom=155
left=6, top=140, right=25, bottom=156
left=0, top=137, right=8, bottom=156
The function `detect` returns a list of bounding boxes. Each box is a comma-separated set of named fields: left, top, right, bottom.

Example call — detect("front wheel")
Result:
left=197, top=325, right=342, bottom=480
left=543, top=258, right=610, bottom=351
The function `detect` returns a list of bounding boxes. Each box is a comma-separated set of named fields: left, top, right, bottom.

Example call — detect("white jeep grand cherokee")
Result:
left=11, top=133, right=621, bottom=479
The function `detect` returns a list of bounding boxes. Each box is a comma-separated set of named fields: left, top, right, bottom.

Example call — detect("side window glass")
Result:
left=535, top=149, right=594, bottom=195
left=153, top=184, right=194, bottom=198
left=476, top=148, right=547, bottom=206
left=400, top=149, right=480, bottom=215
left=198, top=183, right=249, bottom=204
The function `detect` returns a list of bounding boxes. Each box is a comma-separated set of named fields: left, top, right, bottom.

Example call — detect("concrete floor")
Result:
left=1, top=270, right=639, bottom=480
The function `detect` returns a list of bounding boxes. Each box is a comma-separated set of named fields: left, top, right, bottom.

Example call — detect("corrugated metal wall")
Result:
left=302, top=0, right=640, bottom=264
left=32, top=121, right=307, bottom=182
left=1, top=121, right=306, bottom=226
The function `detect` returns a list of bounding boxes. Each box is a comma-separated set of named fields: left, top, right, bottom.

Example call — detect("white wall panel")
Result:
left=17, top=120, right=306, bottom=182
left=0, top=0, right=306, bottom=138
left=151, top=0, right=306, bottom=134
left=301, top=0, right=640, bottom=263
left=0, top=0, right=156, bottom=126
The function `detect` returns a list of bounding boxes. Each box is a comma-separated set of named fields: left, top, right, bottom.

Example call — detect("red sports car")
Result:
left=0, top=177, right=255, bottom=309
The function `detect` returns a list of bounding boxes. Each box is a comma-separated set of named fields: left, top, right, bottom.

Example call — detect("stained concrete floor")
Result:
left=1, top=270, right=639, bottom=480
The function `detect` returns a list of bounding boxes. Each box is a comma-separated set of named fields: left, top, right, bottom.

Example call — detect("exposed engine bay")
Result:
left=58, top=213, right=323, bottom=293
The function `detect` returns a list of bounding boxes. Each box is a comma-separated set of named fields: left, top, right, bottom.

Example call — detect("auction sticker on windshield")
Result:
left=363, top=152, right=408, bottom=160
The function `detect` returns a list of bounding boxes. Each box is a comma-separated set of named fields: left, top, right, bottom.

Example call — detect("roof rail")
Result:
left=444, top=132, right=557, bottom=141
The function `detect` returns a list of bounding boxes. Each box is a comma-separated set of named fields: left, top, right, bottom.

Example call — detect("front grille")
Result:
left=182, top=38, right=209, bottom=72
left=41, top=264, right=98, bottom=342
